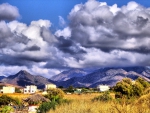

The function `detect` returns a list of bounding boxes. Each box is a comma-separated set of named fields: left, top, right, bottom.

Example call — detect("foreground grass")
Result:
left=48, top=93, right=150, bottom=113
left=0, top=93, right=31, bottom=99
left=64, top=93, right=109, bottom=100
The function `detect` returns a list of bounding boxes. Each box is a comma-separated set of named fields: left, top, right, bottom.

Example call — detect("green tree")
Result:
left=113, top=77, right=150, bottom=98
left=132, top=82, right=144, bottom=97
left=114, top=78, right=133, bottom=98
left=66, top=85, right=74, bottom=93
left=136, top=77, right=150, bottom=88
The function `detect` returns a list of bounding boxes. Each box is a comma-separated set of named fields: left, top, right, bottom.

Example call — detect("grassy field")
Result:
left=1, top=92, right=150, bottom=113
left=64, top=93, right=111, bottom=100
left=0, top=93, right=31, bottom=100
left=48, top=93, right=150, bottom=113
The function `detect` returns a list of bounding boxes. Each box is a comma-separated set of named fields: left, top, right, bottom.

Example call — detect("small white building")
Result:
left=2, top=86, right=15, bottom=93
left=24, top=85, right=37, bottom=94
left=28, top=105, right=39, bottom=113
left=45, top=84, right=56, bottom=90
left=97, top=85, right=110, bottom=92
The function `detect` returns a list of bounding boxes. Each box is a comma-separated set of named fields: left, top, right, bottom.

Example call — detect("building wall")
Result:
left=45, top=84, right=56, bottom=90
left=97, top=85, right=110, bottom=92
left=3, top=86, right=15, bottom=93
left=24, top=85, right=37, bottom=94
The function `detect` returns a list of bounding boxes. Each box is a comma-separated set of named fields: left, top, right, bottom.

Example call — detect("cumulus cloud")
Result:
left=0, top=3, right=20, bottom=20
left=55, top=27, right=71, bottom=39
left=68, top=0, right=150, bottom=54
left=2, top=1, right=150, bottom=77
left=0, top=19, right=57, bottom=65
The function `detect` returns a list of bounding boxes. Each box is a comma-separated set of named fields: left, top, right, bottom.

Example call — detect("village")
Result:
left=0, top=83, right=110, bottom=94
left=0, top=83, right=110, bottom=113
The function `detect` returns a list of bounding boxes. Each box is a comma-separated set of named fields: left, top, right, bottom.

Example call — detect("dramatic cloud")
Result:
left=0, top=19, right=59, bottom=66
left=2, top=1, right=150, bottom=77
left=68, top=0, right=150, bottom=54
left=0, top=3, right=20, bottom=20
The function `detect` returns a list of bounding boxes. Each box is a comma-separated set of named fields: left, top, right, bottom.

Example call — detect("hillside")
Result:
left=1, top=70, right=54, bottom=89
left=54, top=66, right=150, bottom=88
left=50, top=68, right=91, bottom=81
left=1, top=66, right=150, bottom=88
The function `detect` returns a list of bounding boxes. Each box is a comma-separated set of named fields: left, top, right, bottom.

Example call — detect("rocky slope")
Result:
left=50, top=68, right=93, bottom=81
left=1, top=70, right=53, bottom=89
left=1, top=66, right=150, bottom=88
left=54, top=66, right=150, bottom=88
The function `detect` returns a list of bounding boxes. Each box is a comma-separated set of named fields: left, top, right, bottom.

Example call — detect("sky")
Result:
left=1, top=0, right=150, bottom=77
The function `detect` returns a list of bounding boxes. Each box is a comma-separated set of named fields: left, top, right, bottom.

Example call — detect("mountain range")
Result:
left=51, top=66, right=150, bottom=88
left=0, top=70, right=54, bottom=89
left=0, top=66, right=150, bottom=88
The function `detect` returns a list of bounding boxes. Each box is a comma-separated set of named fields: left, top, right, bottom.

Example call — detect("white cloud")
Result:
left=0, top=3, right=20, bottom=20
left=59, top=16, right=66, bottom=27
left=31, top=19, right=51, bottom=28
left=55, top=27, right=71, bottom=39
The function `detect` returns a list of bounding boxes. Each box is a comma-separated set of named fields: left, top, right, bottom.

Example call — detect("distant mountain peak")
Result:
left=0, top=70, right=54, bottom=89
left=18, top=70, right=30, bottom=74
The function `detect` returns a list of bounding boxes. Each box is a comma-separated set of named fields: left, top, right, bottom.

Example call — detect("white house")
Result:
left=2, top=86, right=15, bottom=93
left=45, top=84, right=56, bottom=90
left=24, top=85, right=37, bottom=94
left=97, top=85, right=110, bottom=92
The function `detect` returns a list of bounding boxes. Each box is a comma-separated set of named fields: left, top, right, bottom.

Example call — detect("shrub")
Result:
left=0, top=106, right=14, bottom=113
left=38, top=88, right=71, bottom=113
left=37, top=101, right=57, bottom=113
left=113, top=77, right=150, bottom=99
left=114, top=78, right=133, bottom=98
left=45, top=88, right=65, bottom=102
left=0, top=95, right=15, bottom=106
left=136, top=77, right=150, bottom=88
left=92, top=92, right=112, bottom=102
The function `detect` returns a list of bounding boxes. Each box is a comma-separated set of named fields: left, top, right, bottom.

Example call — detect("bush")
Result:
left=38, top=88, right=70, bottom=113
left=0, top=95, right=15, bottom=106
left=113, top=77, right=150, bottom=99
left=114, top=78, right=133, bottom=98
left=0, top=106, right=14, bottom=113
left=37, top=101, right=57, bottom=113
left=136, top=77, right=150, bottom=88
left=45, top=88, right=65, bottom=102
left=92, top=92, right=113, bottom=102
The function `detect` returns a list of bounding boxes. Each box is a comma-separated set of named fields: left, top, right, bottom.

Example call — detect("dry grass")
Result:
left=0, top=93, right=31, bottom=99
left=48, top=93, right=150, bottom=113
left=48, top=100, right=149, bottom=113
left=64, top=93, right=115, bottom=100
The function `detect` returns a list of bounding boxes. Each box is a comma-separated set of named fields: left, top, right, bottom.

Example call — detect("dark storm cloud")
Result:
left=25, top=45, right=41, bottom=51
left=0, top=54, right=32, bottom=67
left=56, top=36, right=86, bottom=54
left=0, top=21, right=29, bottom=49
left=0, top=3, right=20, bottom=20
left=0, top=51, right=50, bottom=67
